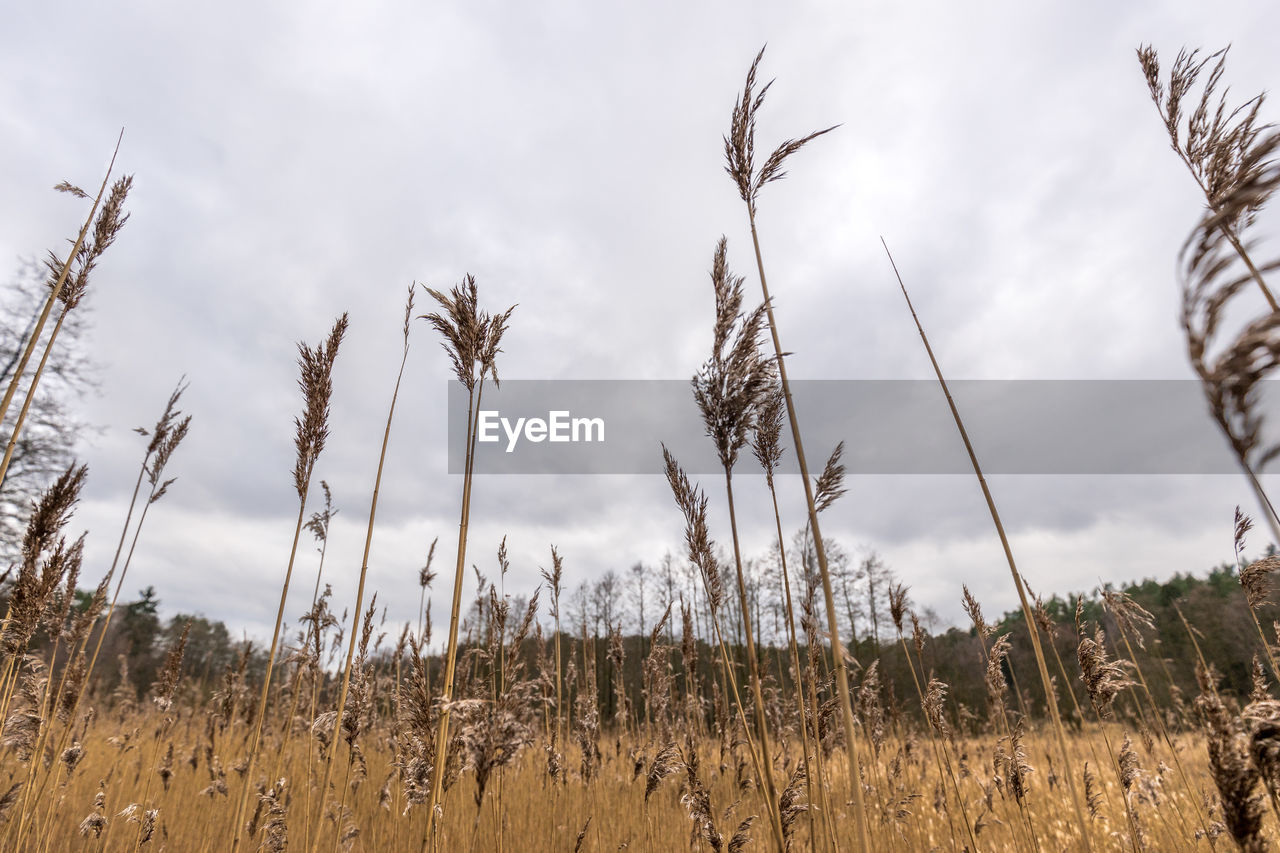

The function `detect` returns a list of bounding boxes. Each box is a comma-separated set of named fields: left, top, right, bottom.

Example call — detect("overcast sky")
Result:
left=3, top=0, right=1280, bottom=647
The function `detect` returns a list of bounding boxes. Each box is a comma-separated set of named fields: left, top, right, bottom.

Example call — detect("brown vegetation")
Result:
left=3, top=40, right=1280, bottom=853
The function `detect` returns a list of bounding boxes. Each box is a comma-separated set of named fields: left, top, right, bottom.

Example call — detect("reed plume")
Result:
left=313, top=286, right=416, bottom=852
left=1075, top=601, right=1145, bottom=851
left=1137, top=44, right=1277, bottom=309
left=1143, top=43, right=1280, bottom=542
left=691, top=236, right=785, bottom=852
left=0, top=172, right=132, bottom=490
left=417, top=536, right=437, bottom=643
left=723, top=47, right=868, bottom=849
left=418, top=275, right=515, bottom=847
left=1235, top=508, right=1280, bottom=680
left=231, top=312, right=348, bottom=852
left=126, top=623, right=189, bottom=853
left=1198, top=662, right=1269, bottom=853
left=1, top=461, right=87, bottom=724
left=539, top=546, right=565, bottom=749
left=661, top=446, right=780, bottom=845
left=82, top=380, right=191, bottom=700
left=0, top=132, right=123, bottom=437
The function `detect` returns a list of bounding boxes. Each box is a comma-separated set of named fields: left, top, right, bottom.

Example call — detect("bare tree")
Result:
left=592, top=570, right=620, bottom=637
left=629, top=560, right=650, bottom=635
left=629, top=561, right=648, bottom=644
left=659, top=551, right=677, bottom=643
left=835, top=547, right=865, bottom=650
left=0, top=260, right=97, bottom=564
left=860, top=551, right=896, bottom=659
left=569, top=580, right=591, bottom=637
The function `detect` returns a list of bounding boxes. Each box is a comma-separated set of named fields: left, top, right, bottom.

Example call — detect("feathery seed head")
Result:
left=539, top=545, right=564, bottom=618
left=419, top=275, right=516, bottom=392
left=418, top=536, right=438, bottom=589
left=961, top=584, right=991, bottom=639
left=693, top=238, right=775, bottom=471
left=750, top=384, right=785, bottom=486
left=293, top=313, right=349, bottom=499
left=1236, top=506, right=1255, bottom=559
left=663, top=446, right=723, bottom=612
left=813, top=441, right=847, bottom=513
left=1076, top=621, right=1134, bottom=719
left=645, top=741, right=682, bottom=803
left=48, top=174, right=133, bottom=309
left=305, top=480, right=337, bottom=545
left=1101, top=587, right=1157, bottom=647
left=1242, top=556, right=1280, bottom=609
left=152, top=622, right=191, bottom=712
left=888, top=582, right=910, bottom=634
left=923, top=677, right=950, bottom=739
left=724, top=46, right=837, bottom=216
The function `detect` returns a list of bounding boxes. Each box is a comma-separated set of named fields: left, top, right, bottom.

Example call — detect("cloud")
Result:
left=3, top=0, right=1279, bottom=645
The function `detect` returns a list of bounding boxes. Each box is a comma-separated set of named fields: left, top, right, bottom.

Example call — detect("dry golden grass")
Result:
left=13, top=701, right=1278, bottom=853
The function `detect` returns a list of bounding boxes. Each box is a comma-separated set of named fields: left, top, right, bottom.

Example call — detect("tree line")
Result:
left=6, top=546, right=1270, bottom=733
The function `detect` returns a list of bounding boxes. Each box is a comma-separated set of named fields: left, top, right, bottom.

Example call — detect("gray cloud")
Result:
left=2, top=0, right=1279, bottom=645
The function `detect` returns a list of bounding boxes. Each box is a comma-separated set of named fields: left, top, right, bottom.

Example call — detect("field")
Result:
left=4, top=33, right=1280, bottom=853
left=6, top=708, right=1265, bottom=851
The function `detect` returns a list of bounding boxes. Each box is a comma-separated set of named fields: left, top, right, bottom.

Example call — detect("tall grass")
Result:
left=229, top=314, right=348, bottom=852
left=721, top=46, right=870, bottom=852
left=418, top=276, right=515, bottom=847
left=0, top=132, right=123, bottom=444
left=882, top=238, right=1093, bottom=850
left=691, top=236, right=784, bottom=850
left=312, top=285, right=416, bottom=852
left=1138, top=45, right=1280, bottom=543
left=5, top=36, right=1280, bottom=853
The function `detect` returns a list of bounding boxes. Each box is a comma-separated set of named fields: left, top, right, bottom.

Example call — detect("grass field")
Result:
left=3, top=37, right=1280, bottom=853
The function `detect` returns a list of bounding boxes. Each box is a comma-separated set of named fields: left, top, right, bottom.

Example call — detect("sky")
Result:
left=2, top=0, right=1280, bottom=647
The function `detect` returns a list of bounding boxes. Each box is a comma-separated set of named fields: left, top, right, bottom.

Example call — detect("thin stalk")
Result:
left=896, top=632, right=977, bottom=853
left=80, top=456, right=151, bottom=671
left=882, top=238, right=1092, bottom=851
left=723, top=472, right=785, bottom=852
left=1112, top=623, right=1209, bottom=845
left=421, top=378, right=480, bottom=849
left=706, top=601, right=777, bottom=843
left=1241, top=460, right=1280, bottom=551
left=0, top=131, right=122, bottom=429
left=312, top=299, right=412, bottom=852
left=1040, top=622, right=1123, bottom=823
left=304, top=637, right=326, bottom=852
left=271, top=533, right=331, bottom=782
left=746, top=205, right=870, bottom=853
left=229, top=495, right=311, bottom=850
left=129, top=722, right=173, bottom=853
left=802, top=654, right=840, bottom=850
left=0, top=306, right=68, bottom=486
left=765, top=484, right=825, bottom=852
left=233, top=312, right=346, bottom=851
left=8, top=634, right=64, bottom=849
left=1169, top=142, right=1278, bottom=311
left=1094, top=718, right=1143, bottom=853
